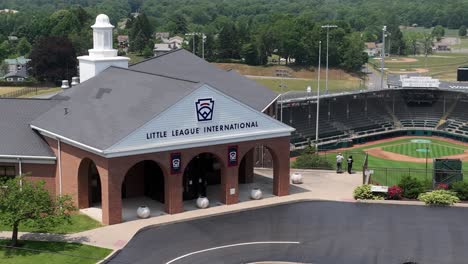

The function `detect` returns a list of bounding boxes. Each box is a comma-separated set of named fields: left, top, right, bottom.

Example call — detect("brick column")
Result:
left=243, top=149, right=254, bottom=183
left=101, top=164, right=123, bottom=225
left=221, top=166, right=239, bottom=204
left=272, top=140, right=290, bottom=196
left=165, top=173, right=183, bottom=214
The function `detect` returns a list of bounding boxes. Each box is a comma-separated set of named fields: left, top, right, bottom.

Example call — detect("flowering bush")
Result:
left=435, top=183, right=449, bottom=190
left=387, top=185, right=403, bottom=200
left=418, top=190, right=460, bottom=206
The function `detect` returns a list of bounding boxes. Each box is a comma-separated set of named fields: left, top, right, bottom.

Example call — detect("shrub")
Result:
left=292, top=152, right=332, bottom=169
left=451, top=181, right=468, bottom=200
left=435, top=183, right=449, bottom=190
left=418, top=190, right=460, bottom=206
left=353, top=185, right=384, bottom=200
left=353, top=185, right=374, bottom=200
left=398, top=176, right=425, bottom=199
left=387, top=185, right=403, bottom=200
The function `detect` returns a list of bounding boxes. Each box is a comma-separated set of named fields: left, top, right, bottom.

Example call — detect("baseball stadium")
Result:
left=281, top=74, right=468, bottom=186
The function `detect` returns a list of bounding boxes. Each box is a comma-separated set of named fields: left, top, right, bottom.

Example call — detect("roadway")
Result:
left=107, top=201, right=468, bottom=264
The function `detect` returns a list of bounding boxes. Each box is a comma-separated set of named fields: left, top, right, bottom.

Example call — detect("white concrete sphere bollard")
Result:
left=196, top=196, right=210, bottom=209
left=250, top=188, right=263, bottom=200
left=291, top=172, right=303, bottom=184
left=137, top=205, right=151, bottom=219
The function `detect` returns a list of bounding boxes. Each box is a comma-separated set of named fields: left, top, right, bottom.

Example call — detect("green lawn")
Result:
left=382, top=142, right=465, bottom=158
left=0, top=240, right=111, bottom=264
left=0, top=214, right=102, bottom=234
left=251, top=77, right=363, bottom=93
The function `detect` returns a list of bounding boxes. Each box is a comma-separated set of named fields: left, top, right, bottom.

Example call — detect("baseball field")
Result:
left=321, top=136, right=468, bottom=186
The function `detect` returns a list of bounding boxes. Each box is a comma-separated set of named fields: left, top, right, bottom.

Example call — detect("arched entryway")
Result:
left=77, top=158, right=102, bottom=209
left=121, top=160, right=165, bottom=221
left=183, top=153, right=223, bottom=202
left=238, top=145, right=277, bottom=201
left=122, top=160, right=165, bottom=201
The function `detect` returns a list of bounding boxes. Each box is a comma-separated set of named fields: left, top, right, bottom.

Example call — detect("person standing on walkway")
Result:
left=347, top=155, right=353, bottom=174
left=336, top=153, right=344, bottom=173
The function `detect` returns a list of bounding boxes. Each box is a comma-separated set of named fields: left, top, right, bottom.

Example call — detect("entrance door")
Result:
left=183, top=161, right=207, bottom=200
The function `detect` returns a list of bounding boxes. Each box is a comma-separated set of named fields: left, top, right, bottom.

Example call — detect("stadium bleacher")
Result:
left=280, top=88, right=468, bottom=146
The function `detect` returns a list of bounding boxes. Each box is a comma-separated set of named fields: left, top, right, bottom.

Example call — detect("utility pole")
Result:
left=380, top=26, right=387, bottom=89
left=316, top=41, right=322, bottom=147
left=321, top=25, right=337, bottom=95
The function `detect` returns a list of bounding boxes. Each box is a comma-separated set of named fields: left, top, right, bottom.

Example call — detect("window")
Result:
left=18, top=77, right=24, bottom=81
left=0, top=166, right=16, bottom=183
left=6, top=78, right=13, bottom=82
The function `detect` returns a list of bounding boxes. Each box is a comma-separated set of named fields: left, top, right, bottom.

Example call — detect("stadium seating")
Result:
left=281, top=89, right=468, bottom=146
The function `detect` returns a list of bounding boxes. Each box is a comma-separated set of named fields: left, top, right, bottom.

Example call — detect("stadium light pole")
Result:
left=380, top=26, right=387, bottom=89
left=316, top=41, right=322, bottom=148
left=321, top=24, right=337, bottom=95
left=307, top=85, right=312, bottom=125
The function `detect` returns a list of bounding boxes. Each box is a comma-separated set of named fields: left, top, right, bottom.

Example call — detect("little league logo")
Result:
left=195, top=98, right=214, bottom=122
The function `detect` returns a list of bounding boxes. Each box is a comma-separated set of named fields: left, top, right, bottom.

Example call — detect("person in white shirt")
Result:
left=336, top=153, right=344, bottom=173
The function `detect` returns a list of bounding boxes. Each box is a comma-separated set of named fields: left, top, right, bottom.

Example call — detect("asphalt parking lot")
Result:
left=107, top=201, right=468, bottom=264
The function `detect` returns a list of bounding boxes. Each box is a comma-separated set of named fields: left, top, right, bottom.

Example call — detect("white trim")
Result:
left=58, top=139, right=62, bottom=196
left=30, top=125, right=104, bottom=155
left=0, top=158, right=55, bottom=164
left=0, top=154, right=55, bottom=160
left=104, top=131, right=290, bottom=158
left=261, top=94, right=281, bottom=113
left=165, top=241, right=300, bottom=264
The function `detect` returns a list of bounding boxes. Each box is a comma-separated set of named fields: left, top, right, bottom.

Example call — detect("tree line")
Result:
left=1, top=0, right=468, bottom=81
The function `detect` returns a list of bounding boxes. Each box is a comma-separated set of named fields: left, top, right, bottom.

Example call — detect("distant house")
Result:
left=153, top=43, right=179, bottom=56
left=4, top=56, right=30, bottom=74
left=117, top=35, right=129, bottom=49
left=364, top=42, right=379, bottom=57
left=433, top=42, right=451, bottom=52
left=3, top=68, right=28, bottom=82
left=0, top=9, right=18, bottom=14
left=7, top=36, right=18, bottom=42
left=155, top=32, right=170, bottom=40
left=167, top=36, right=183, bottom=48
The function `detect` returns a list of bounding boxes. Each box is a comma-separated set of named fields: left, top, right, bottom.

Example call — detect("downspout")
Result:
left=18, top=158, right=22, bottom=189
left=58, top=139, right=63, bottom=196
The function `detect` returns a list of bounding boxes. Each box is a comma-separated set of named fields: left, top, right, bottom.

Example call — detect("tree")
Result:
left=129, top=13, right=154, bottom=54
left=29, top=36, right=77, bottom=82
left=341, top=32, right=368, bottom=72
left=0, top=176, right=75, bottom=246
left=170, top=12, right=188, bottom=35
left=240, top=43, right=259, bottom=65
left=459, top=25, right=467, bottom=37
left=16, top=37, right=31, bottom=56
left=432, top=25, right=445, bottom=41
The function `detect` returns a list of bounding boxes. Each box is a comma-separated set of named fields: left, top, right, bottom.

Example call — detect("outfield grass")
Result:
left=0, top=240, right=111, bottom=264
left=382, top=142, right=465, bottom=159
left=251, top=78, right=362, bottom=93
left=0, top=214, right=102, bottom=234
left=0, top=87, right=23, bottom=95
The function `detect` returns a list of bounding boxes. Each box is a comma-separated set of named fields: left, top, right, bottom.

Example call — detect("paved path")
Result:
left=109, top=201, right=468, bottom=264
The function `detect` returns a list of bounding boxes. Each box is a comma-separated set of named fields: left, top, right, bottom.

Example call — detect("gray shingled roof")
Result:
left=32, top=67, right=199, bottom=150
left=130, top=49, right=277, bottom=111
left=0, top=99, right=59, bottom=157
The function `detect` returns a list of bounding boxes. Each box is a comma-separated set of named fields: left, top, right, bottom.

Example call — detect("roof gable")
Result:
left=129, top=49, right=277, bottom=111
left=105, top=84, right=293, bottom=157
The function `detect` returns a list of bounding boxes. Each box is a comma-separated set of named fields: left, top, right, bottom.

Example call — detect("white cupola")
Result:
left=77, top=14, right=129, bottom=82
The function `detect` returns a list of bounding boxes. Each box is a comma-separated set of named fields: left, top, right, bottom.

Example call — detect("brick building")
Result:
left=0, top=15, right=293, bottom=225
